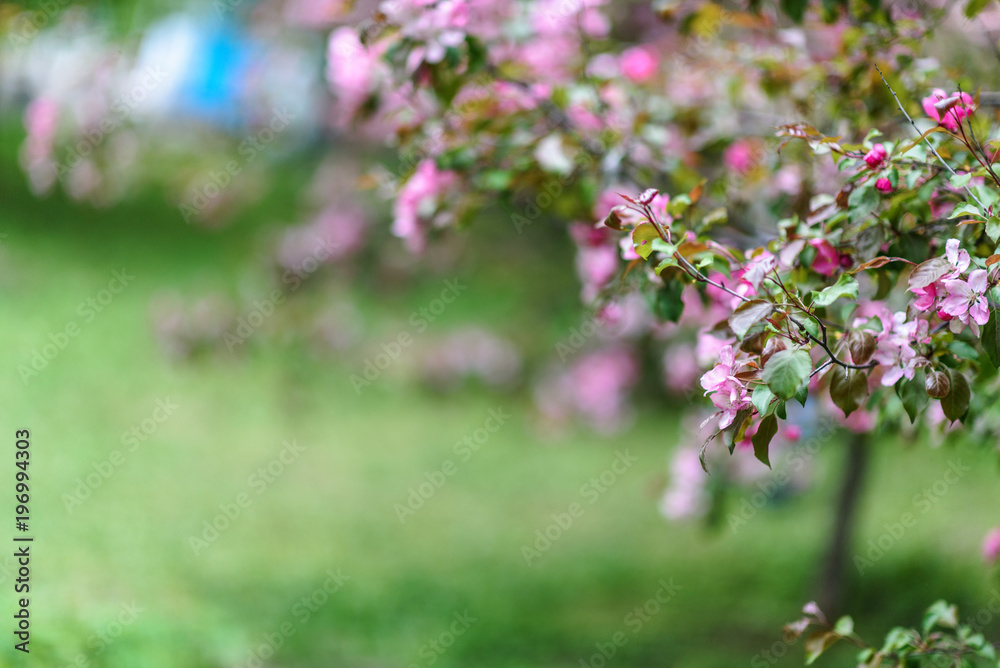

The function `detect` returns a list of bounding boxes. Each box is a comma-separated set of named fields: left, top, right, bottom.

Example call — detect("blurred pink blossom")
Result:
left=620, top=46, right=658, bottom=82
left=392, top=160, right=458, bottom=253
left=984, top=527, right=1000, bottom=563
left=809, top=239, right=840, bottom=277
left=659, top=446, right=709, bottom=520
left=723, top=140, right=758, bottom=173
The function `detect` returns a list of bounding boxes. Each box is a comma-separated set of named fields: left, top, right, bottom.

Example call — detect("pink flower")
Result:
left=941, top=269, right=990, bottom=329
left=392, top=160, right=458, bottom=253
left=700, top=345, right=752, bottom=429
left=864, top=143, right=887, bottom=170
left=911, top=282, right=938, bottom=312
left=984, top=528, right=1000, bottom=563
left=784, top=425, right=802, bottom=442
left=809, top=239, right=840, bottom=277
left=869, top=311, right=924, bottom=386
left=326, top=27, right=383, bottom=118
left=922, top=89, right=976, bottom=132
left=946, top=238, right=971, bottom=274
left=723, top=140, right=758, bottom=174
left=619, top=46, right=658, bottom=82
left=875, top=177, right=893, bottom=193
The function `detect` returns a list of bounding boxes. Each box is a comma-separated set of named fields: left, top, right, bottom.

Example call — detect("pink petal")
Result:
left=943, top=279, right=972, bottom=300
left=946, top=238, right=961, bottom=266
left=969, top=269, right=988, bottom=294
left=940, top=294, right=970, bottom=317
left=971, top=299, right=990, bottom=326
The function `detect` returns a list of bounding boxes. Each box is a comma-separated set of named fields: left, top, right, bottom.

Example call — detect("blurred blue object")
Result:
left=135, top=13, right=260, bottom=130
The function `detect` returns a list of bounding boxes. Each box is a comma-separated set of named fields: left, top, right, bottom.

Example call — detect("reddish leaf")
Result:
left=907, top=257, right=952, bottom=291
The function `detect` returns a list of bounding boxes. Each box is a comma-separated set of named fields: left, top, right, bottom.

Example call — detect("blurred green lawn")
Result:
left=1, top=152, right=1000, bottom=668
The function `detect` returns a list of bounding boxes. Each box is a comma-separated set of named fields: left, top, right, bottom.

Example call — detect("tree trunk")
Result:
left=818, top=433, right=870, bottom=616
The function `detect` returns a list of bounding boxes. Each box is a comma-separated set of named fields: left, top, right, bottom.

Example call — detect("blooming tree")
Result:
left=325, top=0, right=1000, bottom=661
left=10, top=0, right=1000, bottom=662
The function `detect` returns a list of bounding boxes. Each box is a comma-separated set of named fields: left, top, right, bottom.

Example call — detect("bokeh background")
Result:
left=2, top=1, right=1000, bottom=667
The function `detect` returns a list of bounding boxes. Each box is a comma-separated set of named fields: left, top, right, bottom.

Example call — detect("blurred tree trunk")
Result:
left=818, top=433, right=869, bottom=616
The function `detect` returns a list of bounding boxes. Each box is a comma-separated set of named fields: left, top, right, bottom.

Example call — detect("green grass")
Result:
left=1, top=168, right=1000, bottom=668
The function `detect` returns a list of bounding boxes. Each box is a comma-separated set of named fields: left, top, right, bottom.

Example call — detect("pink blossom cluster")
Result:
left=852, top=310, right=930, bottom=386
left=699, top=344, right=754, bottom=430
left=861, top=143, right=894, bottom=193
left=381, top=0, right=471, bottom=68
left=922, top=89, right=975, bottom=132
left=326, top=27, right=388, bottom=122
left=909, top=239, right=992, bottom=334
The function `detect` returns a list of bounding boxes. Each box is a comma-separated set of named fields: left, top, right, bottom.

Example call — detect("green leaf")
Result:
left=751, top=384, right=775, bottom=416
left=723, top=407, right=753, bottom=454
left=793, top=383, right=809, bottom=407
left=763, top=349, right=812, bottom=400
left=941, top=370, right=971, bottom=422
left=848, top=185, right=879, bottom=222
left=652, top=281, right=685, bottom=323
left=805, top=631, right=839, bottom=665
left=950, top=203, right=986, bottom=220
left=896, top=373, right=928, bottom=424
left=830, top=366, right=869, bottom=417
left=951, top=172, right=973, bottom=188
left=633, top=224, right=660, bottom=260
left=813, top=274, right=859, bottom=307
left=479, top=170, right=513, bottom=191
left=780, top=0, right=807, bottom=21
left=983, top=309, right=1000, bottom=367
left=751, top=415, right=778, bottom=468
left=654, top=257, right=679, bottom=274
left=729, top=299, right=774, bottom=339
left=923, top=600, right=958, bottom=634
left=667, top=195, right=691, bottom=218
left=702, top=207, right=728, bottom=227
left=650, top=239, right=676, bottom=255
left=834, top=616, right=855, bottom=637
left=948, top=340, right=978, bottom=361
left=965, top=0, right=993, bottom=19
left=988, top=216, right=1000, bottom=243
